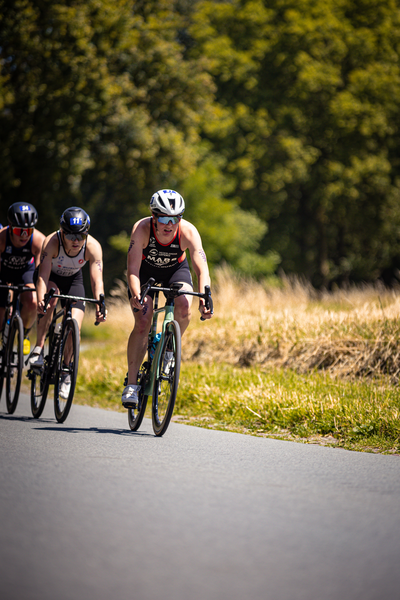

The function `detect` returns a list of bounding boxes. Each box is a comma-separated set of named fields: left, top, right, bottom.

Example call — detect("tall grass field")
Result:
left=76, top=267, right=400, bottom=454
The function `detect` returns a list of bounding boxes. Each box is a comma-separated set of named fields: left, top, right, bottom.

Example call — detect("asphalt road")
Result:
left=1, top=391, right=400, bottom=600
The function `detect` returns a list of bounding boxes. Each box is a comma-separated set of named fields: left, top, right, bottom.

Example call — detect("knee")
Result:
left=23, top=292, right=37, bottom=312
left=175, top=297, right=191, bottom=322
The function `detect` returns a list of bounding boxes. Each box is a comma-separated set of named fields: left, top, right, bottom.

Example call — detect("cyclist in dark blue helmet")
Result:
left=29, top=207, right=106, bottom=398
left=0, top=203, right=45, bottom=355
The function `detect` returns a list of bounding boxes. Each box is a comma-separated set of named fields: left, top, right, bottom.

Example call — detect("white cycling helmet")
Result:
left=150, top=189, right=185, bottom=216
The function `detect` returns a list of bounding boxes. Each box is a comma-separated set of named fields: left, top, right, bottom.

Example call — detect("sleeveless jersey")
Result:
left=142, top=220, right=185, bottom=271
left=51, top=231, right=87, bottom=277
left=0, top=227, right=34, bottom=273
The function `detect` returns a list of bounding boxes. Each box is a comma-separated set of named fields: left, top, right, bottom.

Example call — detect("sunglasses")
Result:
left=12, top=227, right=34, bottom=237
left=156, top=215, right=181, bottom=225
left=63, top=232, right=88, bottom=241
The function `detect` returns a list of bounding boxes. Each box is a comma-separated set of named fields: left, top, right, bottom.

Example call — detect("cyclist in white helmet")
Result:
left=122, top=189, right=213, bottom=408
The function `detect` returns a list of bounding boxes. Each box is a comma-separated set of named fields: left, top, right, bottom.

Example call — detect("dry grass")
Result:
left=182, top=267, right=400, bottom=384
left=77, top=267, right=400, bottom=452
left=85, top=266, right=400, bottom=384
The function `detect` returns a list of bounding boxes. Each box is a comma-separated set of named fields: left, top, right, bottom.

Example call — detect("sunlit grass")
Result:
left=74, top=266, right=400, bottom=453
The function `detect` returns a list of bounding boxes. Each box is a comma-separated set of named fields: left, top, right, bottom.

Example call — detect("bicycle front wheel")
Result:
left=6, top=315, right=23, bottom=414
left=0, top=345, right=5, bottom=402
left=152, top=320, right=181, bottom=436
left=30, top=336, right=50, bottom=419
left=128, top=362, right=150, bottom=432
left=54, top=318, right=79, bottom=423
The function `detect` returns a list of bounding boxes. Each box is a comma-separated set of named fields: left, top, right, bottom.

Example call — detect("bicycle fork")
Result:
left=143, top=304, right=175, bottom=397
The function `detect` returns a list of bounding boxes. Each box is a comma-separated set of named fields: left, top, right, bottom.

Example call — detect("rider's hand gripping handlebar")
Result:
left=200, top=285, right=213, bottom=321
left=94, top=293, right=106, bottom=326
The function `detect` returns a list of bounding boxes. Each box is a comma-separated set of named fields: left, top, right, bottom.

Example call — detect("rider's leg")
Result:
left=32, top=281, right=59, bottom=349
left=173, top=283, right=193, bottom=335
left=19, top=284, right=37, bottom=331
left=126, top=296, right=153, bottom=385
left=60, top=305, right=84, bottom=365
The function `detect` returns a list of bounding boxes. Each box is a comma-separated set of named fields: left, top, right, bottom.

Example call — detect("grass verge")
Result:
left=71, top=267, right=400, bottom=454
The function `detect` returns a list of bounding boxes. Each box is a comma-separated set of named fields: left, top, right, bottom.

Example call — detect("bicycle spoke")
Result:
left=6, top=316, right=23, bottom=414
left=152, top=320, right=181, bottom=436
left=54, top=319, right=79, bottom=423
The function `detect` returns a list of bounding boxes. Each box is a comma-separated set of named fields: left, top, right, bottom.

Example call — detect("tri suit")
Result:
left=0, top=226, right=35, bottom=306
left=35, top=231, right=88, bottom=311
left=131, top=219, right=193, bottom=299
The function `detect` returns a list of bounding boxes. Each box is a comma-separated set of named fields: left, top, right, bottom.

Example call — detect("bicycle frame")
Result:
left=143, top=293, right=176, bottom=398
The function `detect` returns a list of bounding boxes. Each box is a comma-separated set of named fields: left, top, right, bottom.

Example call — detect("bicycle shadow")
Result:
left=35, top=425, right=153, bottom=437
left=0, top=412, right=154, bottom=436
left=0, top=412, right=54, bottom=424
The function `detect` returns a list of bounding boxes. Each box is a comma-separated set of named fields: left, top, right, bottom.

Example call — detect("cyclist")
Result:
left=29, top=206, right=106, bottom=397
left=122, top=189, right=213, bottom=408
left=0, top=203, right=45, bottom=354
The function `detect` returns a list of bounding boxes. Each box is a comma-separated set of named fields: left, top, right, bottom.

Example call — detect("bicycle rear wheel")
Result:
left=152, top=320, right=181, bottom=436
left=54, top=318, right=79, bottom=423
left=128, top=362, right=150, bottom=431
left=6, top=315, right=23, bottom=414
left=0, top=346, right=5, bottom=402
left=30, top=336, right=50, bottom=419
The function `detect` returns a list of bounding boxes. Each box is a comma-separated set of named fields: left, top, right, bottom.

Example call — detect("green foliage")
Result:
left=189, top=0, right=400, bottom=286
left=182, top=156, right=280, bottom=276
left=2, top=0, right=400, bottom=288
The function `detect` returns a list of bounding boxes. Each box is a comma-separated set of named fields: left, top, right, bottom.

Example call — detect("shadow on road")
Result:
left=35, top=425, right=152, bottom=437
left=0, top=411, right=154, bottom=436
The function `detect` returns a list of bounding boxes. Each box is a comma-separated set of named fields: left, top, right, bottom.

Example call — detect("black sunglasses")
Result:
left=63, top=232, right=88, bottom=241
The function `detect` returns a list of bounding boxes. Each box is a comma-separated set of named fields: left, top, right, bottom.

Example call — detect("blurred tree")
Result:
left=189, top=0, right=400, bottom=286
left=0, top=0, right=218, bottom=291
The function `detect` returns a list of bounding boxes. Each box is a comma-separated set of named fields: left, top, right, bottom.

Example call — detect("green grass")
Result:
left=175, top=364, right=400, bottom=454
left=71, top=277, right=400, bottom=454
left=74, top=337, right=400, bottom=454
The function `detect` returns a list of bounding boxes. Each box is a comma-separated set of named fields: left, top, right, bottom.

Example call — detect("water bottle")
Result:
left=3, top=317, right=10, bottom=345
left=149, top=333, right=161, bottom=360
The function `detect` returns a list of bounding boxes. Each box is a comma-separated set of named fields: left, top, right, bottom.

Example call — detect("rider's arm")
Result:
left=182, top=222, right=212, bottom=319
left=127, top=219, right=149, bottom=310
left=36, top=233, right=58, bottom=313
left=31, top=229, right=46, bottom=268
left=0, top=228, right=6, bottom=266
left=86, top=236, right=106, bottom=322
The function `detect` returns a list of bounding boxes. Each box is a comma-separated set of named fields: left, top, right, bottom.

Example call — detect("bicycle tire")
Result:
left=128, top=362, right=150, bottom=431
left=5, top=315, right=23, bottom=414
left=0, top=345, right=5, bottom=402
left=152, top=320, right=181, bottom=436
left=54, top=318, right=79, bottom=423
left=30, top=335, right=51, bottom=419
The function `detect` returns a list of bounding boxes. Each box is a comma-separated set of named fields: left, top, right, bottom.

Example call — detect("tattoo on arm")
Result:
left=199, top=249, right=207, bottom=262
left=128, top=240, right=135, bottom=253
left=40, top=250, right=48, bottom=265
left=95, top=260, right=102, bottom=272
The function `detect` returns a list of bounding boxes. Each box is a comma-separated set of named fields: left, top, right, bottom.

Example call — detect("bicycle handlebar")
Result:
left=42, top=288, right=106, bottom=325
left=136, top=278, right=213, bottom=321
left=0, top=283, right=36, bottom=294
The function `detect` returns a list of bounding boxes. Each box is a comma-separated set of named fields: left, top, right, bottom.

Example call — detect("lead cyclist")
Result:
left=122, top=189, right=213, bottom=409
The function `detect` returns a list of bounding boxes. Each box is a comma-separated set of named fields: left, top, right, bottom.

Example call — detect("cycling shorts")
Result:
left=34, top=268, right=86, bottom=312
left=128, top=258, right=193, bottom=300
left=0, top=261, right=35, bottom=307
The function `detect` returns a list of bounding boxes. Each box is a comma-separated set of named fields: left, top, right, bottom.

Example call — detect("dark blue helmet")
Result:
left=8, top=203, right=38, bottom=228
left=60, top=207, right=90, bottom=235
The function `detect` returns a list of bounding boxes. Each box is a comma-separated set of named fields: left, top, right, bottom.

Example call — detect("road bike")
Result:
left=127, top=277, right=213, bottom=437
left=0, top=283, right=34, bottom=414
left=27, top=288, right=106, bottom=423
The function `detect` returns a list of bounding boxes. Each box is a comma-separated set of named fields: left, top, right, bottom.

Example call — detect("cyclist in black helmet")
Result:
left=0, top=203, right=46, bottom=355
left=29, top=207, right=106, bottom=391
left=122, top=189, right=213, bottom=408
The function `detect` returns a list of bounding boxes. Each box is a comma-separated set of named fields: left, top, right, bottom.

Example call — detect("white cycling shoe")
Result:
left=121, top=384, right=140, bottom=409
